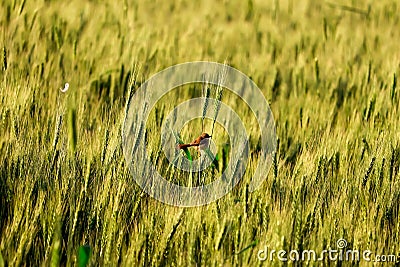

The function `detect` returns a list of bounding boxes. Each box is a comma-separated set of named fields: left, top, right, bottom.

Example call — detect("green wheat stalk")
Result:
left=201, top=77, right=210, bottom=133
left=67, top=108, right=77, bottom=155
left=211, top=64, right=227, bottom=137
left=2, top=47, right=7, bottom=71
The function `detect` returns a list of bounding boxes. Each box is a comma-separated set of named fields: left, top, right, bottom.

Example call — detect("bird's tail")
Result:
left=178, top=143, right=198, bottom=149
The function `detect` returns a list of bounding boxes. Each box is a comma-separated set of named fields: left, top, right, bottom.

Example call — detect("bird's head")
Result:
left=201, top=133, right=211, bottom=139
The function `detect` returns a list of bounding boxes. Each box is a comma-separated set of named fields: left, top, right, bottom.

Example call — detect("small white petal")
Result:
left=60, top=82, right=69, bottom=92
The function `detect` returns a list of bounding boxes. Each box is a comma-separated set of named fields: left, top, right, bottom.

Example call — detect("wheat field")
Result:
left=0, top=0, right=399, bottom=266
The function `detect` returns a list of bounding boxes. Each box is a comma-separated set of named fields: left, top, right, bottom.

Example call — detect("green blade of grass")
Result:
left=78, top=245, right=91, bottom=267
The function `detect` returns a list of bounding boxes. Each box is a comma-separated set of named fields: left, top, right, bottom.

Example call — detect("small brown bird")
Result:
left=178, top=133, right=212, bottom=151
